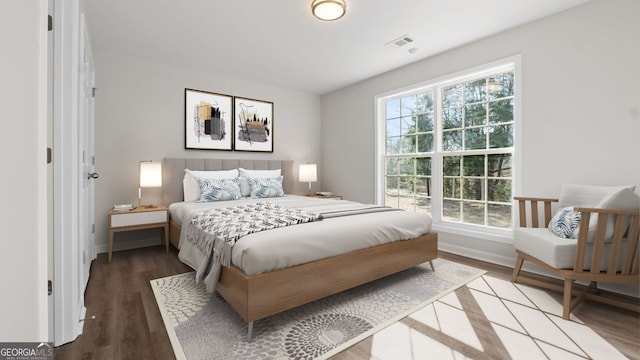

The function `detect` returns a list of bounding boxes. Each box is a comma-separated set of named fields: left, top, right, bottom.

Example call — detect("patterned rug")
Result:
left=150, top=259, right=485, bottom=360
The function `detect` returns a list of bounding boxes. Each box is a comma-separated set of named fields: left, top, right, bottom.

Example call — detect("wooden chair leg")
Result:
left=562, top=279, right=573, bottom=320
left=511, top=254, right=525, bottom=283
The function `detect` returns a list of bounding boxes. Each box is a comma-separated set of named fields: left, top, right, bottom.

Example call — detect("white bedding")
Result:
left=170, top=195, right=432, bottom=277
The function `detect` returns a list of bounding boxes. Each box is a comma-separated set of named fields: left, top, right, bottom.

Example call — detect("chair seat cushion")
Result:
left=514, top=227, right=627, bottom=271
left=515, top=228, right=578, bottom=269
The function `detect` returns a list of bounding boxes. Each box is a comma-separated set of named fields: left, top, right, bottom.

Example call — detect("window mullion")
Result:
left=432, top=87, right=443, bottom=222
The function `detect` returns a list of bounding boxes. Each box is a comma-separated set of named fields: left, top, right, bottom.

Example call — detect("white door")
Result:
left=52, top=0, right=95, bottom=345
left=79, top=14, right=96, bottom=291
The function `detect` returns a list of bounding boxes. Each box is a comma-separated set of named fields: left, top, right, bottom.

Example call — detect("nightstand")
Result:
left=108, top=205, right=169, bottom=263
left=305, top=194, right=342, bottom=200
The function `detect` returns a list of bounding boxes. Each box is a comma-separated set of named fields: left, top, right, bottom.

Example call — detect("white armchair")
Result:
left=511, top=184, right=640, bottom=319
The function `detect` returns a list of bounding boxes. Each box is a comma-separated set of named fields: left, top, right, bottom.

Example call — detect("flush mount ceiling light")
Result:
left=311, top=0, right=346, bottom=21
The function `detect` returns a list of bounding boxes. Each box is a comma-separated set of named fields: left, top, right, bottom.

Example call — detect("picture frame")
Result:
left=185, top=88, right=233, bottom=150
left=233, top=97, right=274, bottom=152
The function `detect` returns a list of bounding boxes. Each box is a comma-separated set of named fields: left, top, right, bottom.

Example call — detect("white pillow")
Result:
left=183, top=169, right=239, bottom=202
left=557, top=184, right=635, bottom=209
left=593, top=187, right=640, bottom=241
left=556, top=184, right=638, bottom=243
left=238, top=168, right=281, bottom=197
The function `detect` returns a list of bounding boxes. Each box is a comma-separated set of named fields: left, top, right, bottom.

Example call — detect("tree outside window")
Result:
left=383, top=70, right=514, bottom=229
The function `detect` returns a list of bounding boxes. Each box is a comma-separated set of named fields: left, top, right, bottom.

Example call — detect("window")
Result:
left=384, top=92, right=434, bottom=214
left=376, top=59, right=518, bottom=235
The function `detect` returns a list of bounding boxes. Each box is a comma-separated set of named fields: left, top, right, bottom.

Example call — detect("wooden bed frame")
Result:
left=162, top=158, right=438, bottom=339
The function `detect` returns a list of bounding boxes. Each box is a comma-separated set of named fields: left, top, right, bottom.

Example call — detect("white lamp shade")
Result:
left=311, top=0, right=346, bottom=21
left=139, top=162, right=162, bottom=187
left=299, top=164, right=318, bottom=183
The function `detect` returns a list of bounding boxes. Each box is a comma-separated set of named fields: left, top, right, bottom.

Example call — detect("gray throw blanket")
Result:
left=182, top=202, right=321, bottom=292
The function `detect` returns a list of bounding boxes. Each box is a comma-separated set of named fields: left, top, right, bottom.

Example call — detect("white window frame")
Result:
left=374, top=56, right=521, bottom=243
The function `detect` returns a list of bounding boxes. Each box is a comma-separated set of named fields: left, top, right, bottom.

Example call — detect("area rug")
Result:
left=150, top=258, right=485, bottom=360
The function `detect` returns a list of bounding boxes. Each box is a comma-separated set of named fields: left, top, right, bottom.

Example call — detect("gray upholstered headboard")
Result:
left=162, top=158, right=295, bottom=205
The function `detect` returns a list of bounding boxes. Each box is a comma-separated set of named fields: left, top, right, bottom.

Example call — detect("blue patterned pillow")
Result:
left=548, top=207, right=581, bottom=239
left=247, top=176, right=285, bottom=198
left=194, top=177, right=242, bottom=202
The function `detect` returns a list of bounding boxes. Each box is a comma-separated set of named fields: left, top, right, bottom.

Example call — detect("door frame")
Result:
left=47, top=0, right=54, bottom=342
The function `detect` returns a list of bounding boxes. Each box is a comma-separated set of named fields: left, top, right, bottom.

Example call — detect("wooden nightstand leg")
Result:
left=164, top=224, right=169, bottom=253
left=108, top=230, right=114, bottom=263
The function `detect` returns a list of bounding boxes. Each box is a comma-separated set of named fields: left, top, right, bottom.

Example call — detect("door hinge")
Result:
left=92, top=87, right=97, bottom=97
left=48, top=15, right=53, bottom=32
left=92, top=156, right=95, bottom=166
left=47, top=147, right=52, bottom=164
left=92, top=224, right=95, bottom=234
left=48, top=280, right=52, bottom=296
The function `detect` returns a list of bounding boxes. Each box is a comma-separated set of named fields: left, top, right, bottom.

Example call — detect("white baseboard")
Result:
left=437, top=230, right=519, bottom=271
left=438, top=240, right=516, bottom=269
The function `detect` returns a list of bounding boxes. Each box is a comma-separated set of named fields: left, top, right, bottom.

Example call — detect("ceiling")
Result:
left=83, top=0, right=590, bottom=95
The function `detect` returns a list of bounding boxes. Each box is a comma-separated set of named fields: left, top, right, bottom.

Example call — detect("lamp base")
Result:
left=138, top=204, right=158, bottom=209
left=138, top=187, right=158, bottom=208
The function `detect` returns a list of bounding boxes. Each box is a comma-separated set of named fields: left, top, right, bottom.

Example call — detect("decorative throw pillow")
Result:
left=548, top=207, right=581, bottom=239
left=194, top=177, right=242, bottom=202
left=183, top=169, right=240, bottom=202
left=239, top=168, right=281, bottom=197
left=247, top=176, right=285, bottom=198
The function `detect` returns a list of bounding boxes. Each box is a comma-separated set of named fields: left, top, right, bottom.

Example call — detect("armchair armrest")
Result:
left=573, top=207, right=640, bottom=275
left=513, top=196, right=559, bottom=228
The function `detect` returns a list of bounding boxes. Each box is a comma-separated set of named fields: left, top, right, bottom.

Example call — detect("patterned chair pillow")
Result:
left=194, top=177, right=242, bottom=202
left=548, top=206, right=581, bottom=239
left=247, top=176, right=285, bottom=198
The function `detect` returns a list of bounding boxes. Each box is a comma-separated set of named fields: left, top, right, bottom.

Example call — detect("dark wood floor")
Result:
left=55, top=246, right=192, bottom=360
left=54, top=246, right=639, bottom=359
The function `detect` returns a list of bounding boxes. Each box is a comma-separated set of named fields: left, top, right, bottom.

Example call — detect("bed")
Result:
left=162, top=158, right=438, bottom=339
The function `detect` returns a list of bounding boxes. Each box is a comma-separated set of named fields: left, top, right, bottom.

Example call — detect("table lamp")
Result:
left=139, top=160, right=162, bottom=208
left=299, top=163, right=317, bottom=194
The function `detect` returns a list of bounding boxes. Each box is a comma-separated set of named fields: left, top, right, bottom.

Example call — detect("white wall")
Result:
left=0, top=0, right=49, bottom=341
left=93, top=52, right=322, bottom=252
left=321, top=0, right=640, bottom=267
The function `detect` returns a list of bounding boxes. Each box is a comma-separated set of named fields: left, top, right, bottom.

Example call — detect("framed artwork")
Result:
left=234, top=97, right=274, bottom=152
left=185, top=88, right=233, bottom=150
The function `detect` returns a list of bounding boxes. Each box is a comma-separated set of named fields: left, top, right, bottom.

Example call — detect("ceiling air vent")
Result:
left=386, top=35, right=414, bottom=48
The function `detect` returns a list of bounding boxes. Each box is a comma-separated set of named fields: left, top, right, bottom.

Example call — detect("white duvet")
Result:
left=170, top=195, right=432, bottom=277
